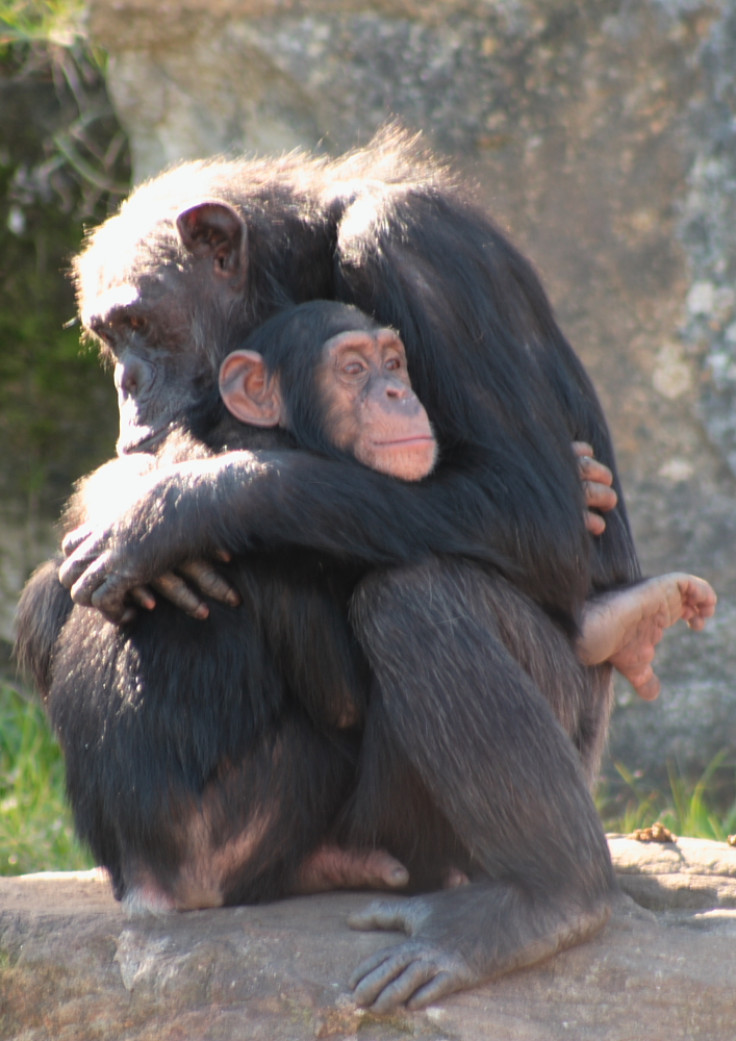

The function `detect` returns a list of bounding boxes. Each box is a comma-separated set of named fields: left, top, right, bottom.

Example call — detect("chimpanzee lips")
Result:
left=118, top=425, right=171, bottom=454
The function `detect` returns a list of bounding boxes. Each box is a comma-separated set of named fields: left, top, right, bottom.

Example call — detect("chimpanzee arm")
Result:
left=59, top=443, right=591, bottom=628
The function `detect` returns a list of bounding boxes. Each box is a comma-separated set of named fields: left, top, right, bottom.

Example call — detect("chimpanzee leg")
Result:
left=123, top=713, right=359, bottom=913
left=346, top=558, right=616, bottom=1011
left=46, top=565, right=360, bottom=913
left=466, top=570, right=615, bottom=785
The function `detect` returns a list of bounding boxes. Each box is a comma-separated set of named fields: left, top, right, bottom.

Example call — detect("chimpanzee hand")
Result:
left=60, top=520, right=166, bottom=623
left=130, top=559, right=241, bottom=620
left=60, top=521, right=239, bottom=624
left=572, top=441, right=618, bottom=535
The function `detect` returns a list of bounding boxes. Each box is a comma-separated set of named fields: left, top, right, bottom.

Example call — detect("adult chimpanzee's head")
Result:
left=218, top=301, right=438, bottom=482
left=73, top=157, right=340, bottom=455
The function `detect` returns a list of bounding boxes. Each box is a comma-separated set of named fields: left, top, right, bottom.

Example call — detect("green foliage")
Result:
left=598, top=757, right=736, bottom=841
left=0, top=681, right=91, bottom=874
left=0, top=1, right=86, bottom=48
left=0, top=37, right=128, bottom=521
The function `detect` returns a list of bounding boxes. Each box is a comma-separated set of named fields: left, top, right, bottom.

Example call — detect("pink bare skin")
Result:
left=577, top=573, right=717, bottom=700
left=572, top=441, right=618, bottom=535
left=294, top=846, right=468, bottom=895
left=218, top=325, right=438, bottom=484
left=294, top=845, right=410, bottom=894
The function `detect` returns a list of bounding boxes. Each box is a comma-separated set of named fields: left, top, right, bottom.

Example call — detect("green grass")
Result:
left=0, top=680, right=91, bottom=874
left=597, top=756, right=736, bottom=842
left=0, top=0, right=87, bottom=46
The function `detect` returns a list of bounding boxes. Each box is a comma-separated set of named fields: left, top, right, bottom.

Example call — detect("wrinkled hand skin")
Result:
left=59, top=486, right=179, bottom=624
left=346, top=882, right=608, bottom=1013
left=57, top=460, right=231, bottom=622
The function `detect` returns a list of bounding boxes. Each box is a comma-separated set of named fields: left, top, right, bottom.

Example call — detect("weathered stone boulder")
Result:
left=2, top=837, right=736, bottom=1040
left=75, top=0, right=736, bottom=787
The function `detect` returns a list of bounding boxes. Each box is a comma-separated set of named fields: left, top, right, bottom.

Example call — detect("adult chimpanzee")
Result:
left=16, top=131, right=715, bottom=1011
left=17, top=301, right=447, bottom=915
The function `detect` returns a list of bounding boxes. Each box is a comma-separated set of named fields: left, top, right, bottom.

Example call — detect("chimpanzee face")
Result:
left=315, top=326, right=437, bottom=481
left=75, top=200, right=249, bottom=454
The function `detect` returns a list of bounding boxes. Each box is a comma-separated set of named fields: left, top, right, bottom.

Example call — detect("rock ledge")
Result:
left=2, top=837, right=736, bottom=1040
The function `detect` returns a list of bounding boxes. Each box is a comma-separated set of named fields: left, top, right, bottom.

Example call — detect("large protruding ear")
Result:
left=219, top=350, right=284, bottom=427
left=176, top=201, right=248, bottom=284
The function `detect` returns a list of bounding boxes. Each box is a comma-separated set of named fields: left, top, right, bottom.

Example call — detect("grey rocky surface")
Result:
left=68, top=0, right=736, bottom=786
left=2, top=837, right=736, bottom=1040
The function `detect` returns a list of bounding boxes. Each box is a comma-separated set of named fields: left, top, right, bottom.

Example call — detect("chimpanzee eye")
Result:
left=342, top=360, right=366, bottom=376
left=384, top=355, right=402, bottom=372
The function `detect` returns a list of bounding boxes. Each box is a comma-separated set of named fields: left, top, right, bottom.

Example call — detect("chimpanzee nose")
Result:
left=114, top=358, right=146, bottom=399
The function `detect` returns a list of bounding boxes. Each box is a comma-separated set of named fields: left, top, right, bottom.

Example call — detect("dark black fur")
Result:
left=16, top=131, right=639, bottom=1009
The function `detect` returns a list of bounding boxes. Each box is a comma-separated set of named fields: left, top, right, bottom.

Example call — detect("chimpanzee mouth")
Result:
left=373, top=436, right=435, bottom=447
left=118, top=426, right=171, bottom=455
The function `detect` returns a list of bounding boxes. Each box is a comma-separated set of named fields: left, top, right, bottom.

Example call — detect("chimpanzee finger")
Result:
left=177, top=561, right=241, bottom=606
left=128, top=585, right=157, bottom=611
left=584, top=508, right=606, bottom=537
left=583, top=479, right=618, bottom=514
left=86, top=575, right=133, bottom=623
left=572, top=440, right=612, bottom=480
left=58, top=542, right=101, bottom=591
left=64, top=552, right=123, bottom=613
left=150, top=572, right=210, bottom=619
left=61, top=524, right=94, bottom=557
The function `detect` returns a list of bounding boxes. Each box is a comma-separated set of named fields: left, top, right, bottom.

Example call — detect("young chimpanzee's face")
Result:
left=218, top=315, right=437, bottom=482
left=315, top=326, right=437, bottom=481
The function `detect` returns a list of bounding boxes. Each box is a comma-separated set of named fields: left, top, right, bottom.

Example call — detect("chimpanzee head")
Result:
left=73, top=158, right=337, bottom=455
left=218, top=301, right=438, bottom=482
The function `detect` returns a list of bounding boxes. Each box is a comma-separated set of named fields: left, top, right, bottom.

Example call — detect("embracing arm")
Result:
left=60, top=443, right=592, bottom=627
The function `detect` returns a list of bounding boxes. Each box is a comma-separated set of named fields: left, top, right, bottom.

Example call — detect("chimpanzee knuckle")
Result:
left=59, top=548, right=96, bottom=590
left=406, top=968, right=465, bottom=1010
left=89, top=577, right=129, bottom=619
left=68, top=566, right=104, bottom=606
left=61, top=524, right=92, bottom=557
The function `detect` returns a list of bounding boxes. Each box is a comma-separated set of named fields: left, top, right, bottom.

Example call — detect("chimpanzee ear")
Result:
left=176, top=201, right=248, bottom=283
left=218, top=350, right=284, bottom=427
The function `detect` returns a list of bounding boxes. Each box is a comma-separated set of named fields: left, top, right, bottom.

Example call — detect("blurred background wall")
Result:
left=3, top=0, right=736, bottom=799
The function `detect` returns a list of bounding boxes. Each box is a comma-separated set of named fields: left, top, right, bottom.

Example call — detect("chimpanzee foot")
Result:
left=349, top=937, right=474, bottom=1012
left=577, top=573, right=716, bottom=700
left=294, top=844, right=410, bottom=894
left=347, top=884, right=611, bottom=1012
left=348, top=894, right=480, bottom=1011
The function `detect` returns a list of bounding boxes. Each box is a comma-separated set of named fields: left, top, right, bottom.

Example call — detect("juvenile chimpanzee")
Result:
left=219, top=301, right=438, bottom=484
left=219, top=300, right=716, bottom=701
left=17, top=131, right=716, bottom=1011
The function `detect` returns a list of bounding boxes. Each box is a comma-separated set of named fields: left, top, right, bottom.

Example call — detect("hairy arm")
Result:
left=59, top=443, right=591, bottom=627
